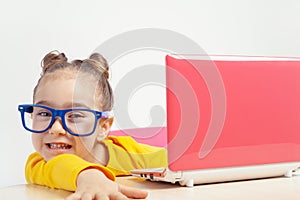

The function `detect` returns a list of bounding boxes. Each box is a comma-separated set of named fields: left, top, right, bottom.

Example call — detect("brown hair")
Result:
left=33, top=51, right=114, bottom=111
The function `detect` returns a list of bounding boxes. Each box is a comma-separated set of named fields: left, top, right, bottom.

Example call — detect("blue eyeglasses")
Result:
left=18, top=104, right=112, bottom=136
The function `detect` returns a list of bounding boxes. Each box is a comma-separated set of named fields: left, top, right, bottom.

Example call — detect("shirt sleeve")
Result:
left=104, top=136, right=168, bottom=176
left=25, top=152, right=115, bottom=191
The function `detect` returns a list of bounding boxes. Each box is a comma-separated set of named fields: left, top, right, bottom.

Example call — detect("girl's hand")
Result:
left=65, top=169, right=148, bottom=200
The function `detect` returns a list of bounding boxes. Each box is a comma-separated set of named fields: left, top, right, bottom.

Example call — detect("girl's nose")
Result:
left=48, top=118, right=67, bottom=135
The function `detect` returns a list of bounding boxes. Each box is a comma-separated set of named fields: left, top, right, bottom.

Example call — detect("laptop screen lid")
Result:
left=166, top=54, right=300, bottom=172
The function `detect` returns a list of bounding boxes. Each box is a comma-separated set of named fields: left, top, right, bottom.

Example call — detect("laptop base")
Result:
left=131, top=162, right=300, bottom=187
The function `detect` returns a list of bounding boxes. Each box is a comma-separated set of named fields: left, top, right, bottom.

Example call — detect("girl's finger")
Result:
left=118, top=185, right=148, bottom=199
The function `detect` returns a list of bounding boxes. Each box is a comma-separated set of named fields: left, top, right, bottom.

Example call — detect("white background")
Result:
left=1, top=0, right=300, bottom=187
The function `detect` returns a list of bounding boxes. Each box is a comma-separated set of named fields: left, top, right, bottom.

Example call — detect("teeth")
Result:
left=47, top=143, right=71, bottom=150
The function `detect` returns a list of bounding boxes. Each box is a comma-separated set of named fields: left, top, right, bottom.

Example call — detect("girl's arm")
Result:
left=25, top=152, right=148, bottom=199
left=25, top=152, right=115, bottom=191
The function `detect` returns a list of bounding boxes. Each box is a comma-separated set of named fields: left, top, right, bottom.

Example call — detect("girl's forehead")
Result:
left=35, top=71, right=101, bottom=109
left=40, top=69, right=98, bottom=88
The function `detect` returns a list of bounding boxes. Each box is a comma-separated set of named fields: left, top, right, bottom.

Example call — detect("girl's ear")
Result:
left=96, top=117, right=114, bottom=142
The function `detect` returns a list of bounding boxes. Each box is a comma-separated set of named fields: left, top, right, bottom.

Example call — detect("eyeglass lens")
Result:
left=24, top=105, right=96, bottom=135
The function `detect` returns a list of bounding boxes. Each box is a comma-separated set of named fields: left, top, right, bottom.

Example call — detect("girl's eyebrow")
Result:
left=34, top=100, right=91, bottom=109
left=68, top=102, right=91, bottom=109
left=34, top=100, right=50, bottom=106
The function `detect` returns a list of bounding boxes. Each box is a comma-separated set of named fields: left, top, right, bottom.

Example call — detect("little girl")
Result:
left=18, top=51, right=167, bottom=200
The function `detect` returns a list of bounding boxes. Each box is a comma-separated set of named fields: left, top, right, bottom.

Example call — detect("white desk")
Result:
left=1, top=175, right=300, bottom=199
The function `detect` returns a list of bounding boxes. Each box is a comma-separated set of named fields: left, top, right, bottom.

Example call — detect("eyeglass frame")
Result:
left=18, top=104, right=112, bottom=137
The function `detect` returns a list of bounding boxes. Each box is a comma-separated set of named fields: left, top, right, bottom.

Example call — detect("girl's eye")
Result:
left=38, top=111, right=51, bottom=117
left=68, top=113, right=85, bottom=119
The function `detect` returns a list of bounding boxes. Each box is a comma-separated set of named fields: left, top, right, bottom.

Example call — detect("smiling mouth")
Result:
left=46, top=143, right=72, bottom=150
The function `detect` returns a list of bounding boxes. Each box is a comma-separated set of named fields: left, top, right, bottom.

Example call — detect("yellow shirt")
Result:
left=104, top=136, right=167, bottom=176
left=25, top=136, right=167, bottom=191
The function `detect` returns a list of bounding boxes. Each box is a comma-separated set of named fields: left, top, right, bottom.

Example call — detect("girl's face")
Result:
left=32, top=71, right=112, bottom=163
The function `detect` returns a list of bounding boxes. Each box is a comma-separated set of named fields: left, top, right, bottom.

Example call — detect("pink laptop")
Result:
left=131, top=54, right=300, bottom=186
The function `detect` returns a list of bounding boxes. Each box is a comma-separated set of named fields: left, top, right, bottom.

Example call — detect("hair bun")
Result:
left=89, top=53, right=110, bottom=79
left=41, top=50, right=68, bottom=74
